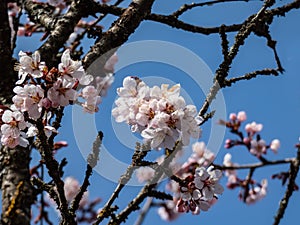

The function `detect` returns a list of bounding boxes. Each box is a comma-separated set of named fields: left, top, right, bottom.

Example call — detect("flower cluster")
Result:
left=156, top=142, right=222, bottom=221
left=221, top=111, right=280, bottom=158
left=220, top=111, right=285, bottom=204
left=0, top=49, right=115, bottom=148
left=222, top=153, right=268, bottom=204
left=176, top=167, right=223, bottom=213
left=112, top=76, right=201, bottom=150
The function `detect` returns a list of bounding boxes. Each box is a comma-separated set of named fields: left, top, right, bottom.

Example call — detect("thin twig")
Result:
left=225, top=68, right=279, bottom=86
left=133, top=197, right=153, bottom=225
left=273, top=147, right=300, bottom=225
left=213, top=157, right=295, bottom=170
left=94, top=143, right=151, bottom=224
left=172, top=0, right=254, bottom=18
left=69, top=132, right=103, bottom=213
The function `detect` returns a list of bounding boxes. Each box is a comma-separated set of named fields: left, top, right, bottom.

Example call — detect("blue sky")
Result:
left=14, top=0, right=300, bottom=224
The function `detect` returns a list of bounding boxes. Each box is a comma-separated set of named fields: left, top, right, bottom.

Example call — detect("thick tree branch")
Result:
left=0, top=146, right=35, bottom=225
left=38, top=0, right=99, bottom=67
left=83, top=0, right=156, bottom=69
left=0, top=1, right=17, bottom=105
left=24, top=0, right=57, bottom=31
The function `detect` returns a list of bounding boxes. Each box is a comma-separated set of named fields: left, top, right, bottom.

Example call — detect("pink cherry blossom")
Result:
left=112, top=77, right=201, bottom=150
left=229, top=113, right=237, bottom=120
left=245, top=121, right=263, bottom=134
left=237, top=111, right=247, bottom=122
left=16, top=51, right=46, bottom=84
left=81, top=85, right=101, bottom=113
left=182, top=142, right=215, bottom=168
left=1, top=110, right=26, bottom=137
left=157, top=201, right=179, bottom=221
left=1, top=133, right=29, bottom=148
left=250, top=139, right=267, bottom=157
left=270, top=139, right=280, bottom=153
left=64, top=177, right=88, bottom=208
left=59, top=49, right=93, bottom=85
left=48, top=78, right=78, bottom=107
left=12, top=84, right=44, bottom=119
left=194, top=167, right=224, bottom=201
left=223, top=153, right=238, bottom=177
left=245, top=179, right=267, bottom=204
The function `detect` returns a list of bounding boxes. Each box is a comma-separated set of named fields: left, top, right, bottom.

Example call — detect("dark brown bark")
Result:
left=83, top=0, right=156, bottom=69
left=0, top=146, right=35, bottom=225
left=0, top=0, right=17, bottom=105
left=0, top=2, right=35, bottom=225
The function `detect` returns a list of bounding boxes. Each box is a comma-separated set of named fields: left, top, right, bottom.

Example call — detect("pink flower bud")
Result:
left=237, top=111, right=247, bottom=122
left=270, top=139, right=280, bottom=153
left=229, top=113, right=237, bottom=121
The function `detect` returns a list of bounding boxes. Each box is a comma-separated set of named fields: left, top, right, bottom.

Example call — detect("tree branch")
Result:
left=172, top=0, right=253, bottom=18
left=213, top=158, right=294, bottom=170
left=83, top=0, right=156, bottom=69
left=273, top=146, right=300, bottom=225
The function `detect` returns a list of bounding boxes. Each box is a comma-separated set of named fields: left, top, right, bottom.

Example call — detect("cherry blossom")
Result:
left=194, top=167, right=224, bottom=201
left=12, top=84, right=44, bottom=119
left=81, top=85, right=101, bottom=113
left=250, top=139, right=267, bottom=157
left=237, top=111, right=247, bottom=122
left=270, top=139, right=280, bottom=153
left=1, top=110, right=26, bottom=138
left=112, top=76, right=201, bottom=150
left=181, top=142, right=215, bottom=168
left=245, top=121, right=263, bottom=134
left=16, top=51, right=46, bottom=84
left=104, top=53, right=118, bottom=73
left=1, top=133, right=29, bottom=148
left=47, top=78, right=78, bottom=108
left=58, top=49, right=93, bottom=85
left=245, top=179, right=268, bottom=205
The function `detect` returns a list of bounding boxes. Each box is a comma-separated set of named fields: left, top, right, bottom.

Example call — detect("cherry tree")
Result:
left=0, top=0, right=299, bottom=225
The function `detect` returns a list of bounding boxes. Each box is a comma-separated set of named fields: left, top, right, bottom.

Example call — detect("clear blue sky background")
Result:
left=13, top=0, right=300, bottom=224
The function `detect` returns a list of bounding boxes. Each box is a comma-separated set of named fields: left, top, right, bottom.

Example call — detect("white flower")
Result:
left=113, top=76, right=201, bottom=150
left=1, top=132, right=29, bottom=148
left=237, top=111, right=247, bottom=122
left=104, top=53, right=118, bottom=73
left=26, top=126, right=38, bottom=137
left=12, top=84, right=44, bottom=119
left=250, top=139, right=266, bottom=157
left=245, top=121, right=263, bottom=134
left=270, top=139, right=280, bottom=153
left=48, top=78, right=78, bottom=107
left=81, top=85, right=101, bottom=113
left=16, top=51, right=46, bottom=84
left=59, top=49, right=93, bottom=85
left=245, top=179, right=268, bottom=204
left=1, top=110, right=26, bottom=137
left=194, top=167, right=224, bottom=201
left=64, top=177, right=88, bottom=207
